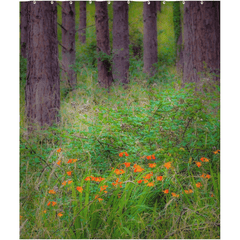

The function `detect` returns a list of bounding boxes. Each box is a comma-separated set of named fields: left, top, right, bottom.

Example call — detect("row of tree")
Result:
left=20, top=1, right=220, bottom=128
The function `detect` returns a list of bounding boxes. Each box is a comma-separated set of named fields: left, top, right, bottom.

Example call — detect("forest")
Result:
left=19, top=1, right=220, bottom=239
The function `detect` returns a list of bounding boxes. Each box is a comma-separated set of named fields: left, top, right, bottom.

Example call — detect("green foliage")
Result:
left=173, top=1, right=181, bottom=44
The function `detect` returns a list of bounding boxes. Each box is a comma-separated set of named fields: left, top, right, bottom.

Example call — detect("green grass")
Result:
left=20, top=2, right=220, bottom=239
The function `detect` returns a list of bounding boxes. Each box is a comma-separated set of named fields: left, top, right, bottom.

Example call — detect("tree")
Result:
left=157, top=1, right=161, bottom=12
left=79, top=1, right=86, bottom=43
left=112, top=1, right=129, bottom=85
left=143, top=2, right=158, bottom=76
left=20, top=2, right=28, bottom=58
left=61, top=2, right=76, bottom=89
left=95, top=2, right=113, bottom=89
left=183, top=1, right=220, bottom=84
left=26, top=2, right=60, bottom=127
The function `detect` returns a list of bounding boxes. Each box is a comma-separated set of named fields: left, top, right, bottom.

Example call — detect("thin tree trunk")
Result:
left=183, top=1, right=220, bottom=84
left=26, top=2, right=60, bottom=127
left=113, top=1, right=129, bottom=85
left=20, top=2, right=28, bottom=58
left=62, top=2, right=76, bottom=89
left=143, top=2, right=158, bottom=76
left=95, top=2, right=113, bottom=89
left=79, top=1, right=86, bottom=43
left=157, top=1, right=161, bottom=12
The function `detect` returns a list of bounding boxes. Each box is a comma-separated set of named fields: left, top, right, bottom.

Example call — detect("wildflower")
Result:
left=147, top=182, right=154, bottom=187
left=213, top=150, right=220, bottom=154
left=188, top=189, right=193, bottom=193
left=200, top=157, right=210, bottom=162
left=157, top=176, right=163, bottom=181
left=115, top=169, right=125, bottom=175
left=124, top=152, right=129, bottom=156
left=43, top=210, right=47, bottom=214
left=124, top=162, right=131, bottom=168
left=195, top=162, right=202, bottom=168
left=68, top=180, right=73, bottom=184
left=204, top=158, right=209, bottom=162
left=144, top=180, right=149, bottom=183
left=52, top=201, right=57, bottom=206
left=100, top=185, right=108, bottom=192
left=148, top=163, right=156, bottom=168
left=152, top=154, right=155, bottom=159
left=133, top=164, right=144, bottom=172
left=67, top=159, right=73, bottom=164
left=196, top=182, right=202, bottom=188
left=205, top=174, right=211, bottom=179
left=85, top=177, right=91, bottom=181
left=47, top=201, right=51, bottom=206
left=119, top=152, right=123, bottom=157
left=67, top=171, right=72, bottom=176
left=57, top=212, right=63, bottom=217
left=138, top=180, right=143, bottom=184
left=201, top=173, right=205, bottom=178
left=57, top=160, right=61, bottom=165
left=146, top=155, right=151, bottom=160
left=104, top=191, right=107, bottom=193
left=143, top=173, right=153, bottom=180
left=118, top=194, right=121, bottom=198
left=48, top=189, right=56, bottom=194
left=119, top=152, right=129, bottom=157
left=57, top=148, right=61, bottom=153
left=95, top=195, right=99, bottom=199
left=62, top=181, right=67, bottom=186
left=72, top=159, right=77, bottom=163
left=163, top=189, right=169, bottom=194
left=171, top=192, right=179, bottom=198
left=20, top=215, right=23, bottom=220
left=76, top=186, right=83, bottom=193
left=164, top=162, right=171, bottom=169
left=211, top=194, right=214, bottom=197
left=98, top=198, right=103, bottom=202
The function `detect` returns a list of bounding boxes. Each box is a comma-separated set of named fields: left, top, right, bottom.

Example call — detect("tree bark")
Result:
left=183, top=1, right=220, bottom=84
left=20, top=2, right=28, bottom=58
left=95, top=2, right=113, bottom=89
left=157, top=1, right=161, bottom=12
left=79, top=1, right=86, bottom=43
left=62, top=2, right=76, bottom=89
left=143, top=2, right=158, bottom=76
left=112, top=1, right=129, bottom=85
left=26, top=2, right=60, bottom=127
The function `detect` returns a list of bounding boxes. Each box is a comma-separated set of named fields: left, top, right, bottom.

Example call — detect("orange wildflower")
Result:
left=138, top=180, right=143, bottom=184
left=157, top=176, right=163, bottom=181
left=148, top=163, right=156, bottom=168
left=213, top=150, right=220, bottom=154
left=114, top=169, right=125, bottom=175
left=43, top=210, right=47, bottom=214
left=62, top=181, right=67, bottom=186
left=85, top=177, right=91, bottom=181
left=47, top=201, right=51, bottom=206
left=20, top=215, right=23, bottom=220
left=119, top=152, right=124, bottom=157
left=195, top=162, right=202, bottom=168
left=201, top=173, right=206, bottom=178
left=52, top=201, right=57, bottom=206
left=152, top=154, right=155, bottom=159
left=76, top=186, right=83, bottom=193
left=205, top=174, right=211, bottom=179
left=144, top=180, right=149, bottom=183
left=119, top=152, right=128, bottom=157
left=67, top=159, right=73, bottom=164
left=57, top=212, right=63, bottom=217
left=200, top=157, right=210, bottom=162
left=163, top=189, right=169, bottom=194
left=146, top=155, right=151, bottom=160
left=211, top=194, right=214, bottom=197
left=95, top=195, right=99, bottom=199
left=147, top=182, right=154, bottom=187
left=196, top=182, right=202, bottom=188
left=133, top=164, right=144, bottom=172
left=124, top=152, right=129, bottom=156
left=100, top=185, right=108, bottom=192
left=98, top=198, right=103, bottom=202
left=188, top=189, right=193, bottom=193
left=57, top=148, right=61, bottom=153
left=57, top=160, right=61, bottom=165
left=67, top=171, right=72, bottom=176
left=48, top=189, right=56, bottom=194
left=124, top=162, right=131, bottom=167
left=143, top=173, right=153, bottom=180
left=72, top=159, right=77, bottom=163
left=171, top=193, right=179, bottom=198
left=164, top=162, right=171, bottom=169
left=68, top=180, right=73, bottom=184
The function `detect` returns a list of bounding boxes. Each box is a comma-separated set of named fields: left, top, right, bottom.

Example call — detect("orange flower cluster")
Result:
left=133, top=164, right=144, bottom=173
left=171, top=192, right=179, bottom=198
left=164, top=162, right=171, bottom=169
left=200, top=157, right=210, bottom=162
left=57, top=212, right=63, bottom=217
left=119, top=152, right=129, bottom=157
left=57, top=160, right=61, bottom=165
left=163, top=189, right=169, bottom=194
left=184, top=189, right=193, bottom=194
left=67, top=159, right=77, bottom=164
left=112, top=178, right=123, bottom=188
left=57, top=148, right=61, bottom=153
left=147, top=182, right=154, bottom=187
left=157, top=176, right=163, bottom=181
left=143, top=172, right=153, bottom=180
left=123, top=162, right=131, bottom=167
left=148, top=163, right=156, bottom=168
left=76, top=186, right=83, bottom=193
left=94, top=195, right=104, bottom=202
left=100, top=185, right=108, bottom=193
left=195, top=162, right=202, bottom=168
left=213, top=150, right=220, bottom=154
left=114, top=169, right=125, bottom=175
left=67, top=171, right=72, bottom=176
left=47, top=201, right=57, bottom=206
left=201, top=173, right=211, bottom=179
left=146, top=154, right=155, bottom=160
left=85, top=176, right=105, bottom=182
left=48, top=189, right=56, bottom=194
left=196, top=182, right=202, bottom=188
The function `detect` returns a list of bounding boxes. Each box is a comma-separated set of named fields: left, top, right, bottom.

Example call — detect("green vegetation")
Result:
left=20, top=2, right=220, bottom=239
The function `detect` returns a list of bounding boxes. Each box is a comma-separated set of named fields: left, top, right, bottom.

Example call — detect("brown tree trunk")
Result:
left=62, top=2, right=76, bottom=89
left=157, top=1, right=161, bottom=12
left=20, top=2, right=28, bottom=58
left=79, top=1, right=86, bottom=43
left=112, top=1, right=129, bottom=85
left=183, top=1, right=220, bottom=84
left=26, top=2, right=60, bottom=127
left=95, top=2, right=113, bottom=89
left=143, top=2, right=158, bottom=76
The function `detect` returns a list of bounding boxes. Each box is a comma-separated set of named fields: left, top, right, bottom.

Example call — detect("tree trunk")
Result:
left=20, top=2, right=28, bottom=58
left=183, top=1, right=220, bottom=84
left=143, top=2, right=158, bottom=76
left=157, top=1, right=161, bottom=12
left=62, top=2, right=76, bottom=89
left=112, top=1, right=129, bottom=85
left=95, top=2, right=113, bottom=89
left=26, top=2, right=60, bottom=127
left=79, top=1, right=86, bottom=43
